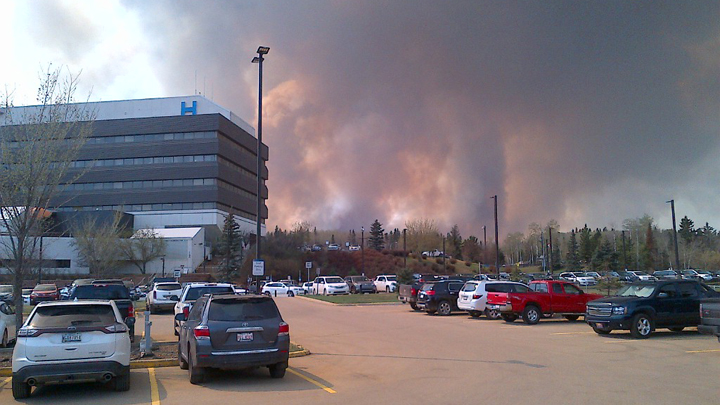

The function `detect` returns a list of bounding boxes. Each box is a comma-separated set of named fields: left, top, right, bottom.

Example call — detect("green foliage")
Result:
left=216, top=213, right=245, bottom=280
left=566, top=229, right=581, bottom=271
left=461, top=236, right=481, bottom=262
left=641, top=222, right=658, bottom=271
left=591, top=238, right=619, bottom=271
left=369, top=219, right=385, bottom=251
left=579, top=225, right=593, bottom=263
left=396, top=267, right=414, bottom=285
left=679, top=216, right=695, bottom=245
left=447, top=225, right=463, bottom=260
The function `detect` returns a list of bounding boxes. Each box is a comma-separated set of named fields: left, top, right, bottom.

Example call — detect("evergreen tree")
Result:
left=447, top=224, right=463, bottom=259
left=642, top=223, right=658, bottom=271
left=216, top=213, right=244, bottom=280
left=368, top=219, right=385, bottom=251
left=591, top=238, right=618, bottom=271
left=678, top=216, right=695, bottom=245
left=461, top=236, right=482, bottom=262
left=579, top=225, right=593, bottom=263
left=566, top=229, right=581, bottom=271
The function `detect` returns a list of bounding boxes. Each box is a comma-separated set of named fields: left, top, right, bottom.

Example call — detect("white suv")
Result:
left=146, top=282, right=183, bottom=313
left=173, top=283, right=235, bottom=335
left=12, top=300, right=131, bottom=399
left=312, top=276, right=350, bottom=295
left=374, top=275, right=398, bottom=293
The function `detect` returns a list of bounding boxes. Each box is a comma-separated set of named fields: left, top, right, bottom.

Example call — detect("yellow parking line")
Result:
left=287, top=367, right=336, bottom=394
left=148, top=368, right=161, bottom=405
left=0, top=376, right=10, bottom=389
left=686, top=349, right=720, bottom=353
left=552, top=331, right=595, bottom=335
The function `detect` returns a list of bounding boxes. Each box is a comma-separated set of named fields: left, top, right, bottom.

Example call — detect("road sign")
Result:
left=253, top=260, right=265, bottom=276
left=305, top=261, right=312, bottom=269
left=316, top=267, right=321, bottom=276
left=173, top=269, right=181, bottom=278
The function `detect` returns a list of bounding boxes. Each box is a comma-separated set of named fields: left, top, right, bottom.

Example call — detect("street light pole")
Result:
left=161, top=257, right=165, bottom=277
left=361, top=226, right=365, bottom=275
left=667, top=199, right=681, bottom=271
left=621, top=230, right=627, bottom=270
left=403, top=228, right=407, bottom=268
left=252, top=46, right=269, bottom=291
left=492, top=195, right=499, bottom=276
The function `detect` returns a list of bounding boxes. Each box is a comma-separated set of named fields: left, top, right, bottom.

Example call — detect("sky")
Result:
left=2, top=0, right=719, bottom=239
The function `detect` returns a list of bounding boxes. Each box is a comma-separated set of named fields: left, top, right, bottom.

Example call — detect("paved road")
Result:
left=3, top=295, right=720, bottom=404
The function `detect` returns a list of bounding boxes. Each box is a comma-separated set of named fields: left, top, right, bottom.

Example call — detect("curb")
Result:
left=297, top=295, right=402, bottom=306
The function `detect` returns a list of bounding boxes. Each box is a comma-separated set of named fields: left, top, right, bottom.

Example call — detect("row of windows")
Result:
left=220, top=134, right=260, bottom=159
left=218, top=156, right=258, bottom=181
left=63, top=178, right=217, bottom=192
left=54, top=202, right=218, bottom=212
left=69, top=154, right=217, bottom=168
left=218, top=179, right=256, bottom=200
left=85, top=131, right=216, bottom=144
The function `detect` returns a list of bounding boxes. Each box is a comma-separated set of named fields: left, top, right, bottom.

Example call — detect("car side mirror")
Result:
left=658, top=292, right=669, bottom=299
left=175, top=313, right=187, bottom=322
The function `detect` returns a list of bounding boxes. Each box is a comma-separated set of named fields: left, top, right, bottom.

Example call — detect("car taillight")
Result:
left=278, top=322, right=289, bottom=336
left=193, top=325, right=210, bottom=340
left=472, top=294, right=483, bottom=300
left=17, top=328, right=40, bottom=337
left=104, top=323, right=128, bottom=333
left=183, top=306, right=190, bottom=318
left=128, top=302, right=135, bottom=318
left=426, top=290, right=435, bottom=296
left=411, top=288, right=417, bottom=295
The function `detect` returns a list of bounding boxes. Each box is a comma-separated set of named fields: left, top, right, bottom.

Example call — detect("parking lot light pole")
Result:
left=667, top=199, right=681, bottom=271
left=403, top=228, right=407, bottom=268
left=361, top=226, right=365, bottom=275
left=252, top=45, right=269, bottom=291
left=492, top=195, right=499, bottom=276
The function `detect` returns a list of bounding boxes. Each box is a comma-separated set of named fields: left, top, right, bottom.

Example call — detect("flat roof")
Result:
left=133, top=227, right=202, bottom=239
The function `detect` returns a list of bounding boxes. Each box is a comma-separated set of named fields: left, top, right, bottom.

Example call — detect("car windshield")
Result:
left=386, top=276, right=397, bottom=281
left=185, top=286, right=235, bottom=301
left=34, top=284, right=56, bottom=292
left=29, top=305, right=116, bottom=328
left=325, top=277, right=344, bottom=283
left=350, top=277, right=369, bottom=282
left=617, top=284, right=656, bottom=298
left=72, top=285, right=130, bottom=299
left=156, top=283, right=181, bottom=291
left=462, top=282, right=478, bottom=292
left=208, top=298, right=280, bottom=321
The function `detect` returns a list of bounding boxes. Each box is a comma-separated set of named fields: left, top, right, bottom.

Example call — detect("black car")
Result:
left=586, top=280, right=719, bottom=338
left=176, top=294, right=290, bottom=384
left=416, top=279, right=465, bottom=315
left=69, top=284, right=136, bottom=341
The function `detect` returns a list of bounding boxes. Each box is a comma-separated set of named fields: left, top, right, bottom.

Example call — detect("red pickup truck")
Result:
left=486, top=280, right=603, bottom=325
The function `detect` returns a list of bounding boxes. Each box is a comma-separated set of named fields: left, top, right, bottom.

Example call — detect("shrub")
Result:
left=447, top=264, right=455, bottom=272
left=450, top=259, right=457, bottom=265
left=435, top=258, right=443, bottom=264
left=465, top=261, right=472, bottom=266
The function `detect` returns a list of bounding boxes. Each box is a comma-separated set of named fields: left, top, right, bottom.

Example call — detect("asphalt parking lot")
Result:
left=2, top=296, right=720, bottom=404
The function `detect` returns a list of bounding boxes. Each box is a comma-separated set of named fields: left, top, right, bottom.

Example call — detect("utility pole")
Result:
left=540, top=232, right=546, bottom=273
left=403, top=228, right=407, bottom=268
left=548, top=227, right=554, bottom=273
left=361, top=226, right=365, bottom=275
left=667, top=199, right=681, bottom=271
left=621, top=231, right=627, bottom=270
left=492, top=195, right=499, bottom=276
left=442, top=234, right=446, bottom=273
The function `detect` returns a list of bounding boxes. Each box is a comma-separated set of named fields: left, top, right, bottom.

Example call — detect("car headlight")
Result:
left=612, top=306, right=627, bottom=315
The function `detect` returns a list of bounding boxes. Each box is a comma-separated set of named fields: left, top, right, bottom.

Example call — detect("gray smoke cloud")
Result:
left=31, top=1, right=720, bottom=238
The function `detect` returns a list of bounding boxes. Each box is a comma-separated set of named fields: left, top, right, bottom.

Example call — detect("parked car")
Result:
left=490, top=280, right=604, bottom=325
left=173, top=283, right=236, bottom=335
left=457, top=280, right=528, bottom=319
left=312, top=276, right=350, bottom=295
left=146, top=282, right=183, bottom=313
left=348, top=245, right=361, bottom=251
left=302, top=282, right=314, bottom=294
left=422, top=249, right=444, bottom=257
left=345, top=276, right=377, bottom=294
left=626, top=271, right=657, bottom=282
left=398, top=274, right=442, bottom=310
left=559, top=272, right=597, bottom=286
left=0, top=300, right=16, bottom=347
left=21, top=289, right=32, bottom=305
left=69, top=283, right=136, bottom=342
left=0, top=284, right=13, bottom=301
left=11, top=300, right=131, bottom=398
left=327, top=243, right=340, bottom=251
left=176, top=294, right=290, bottom=384
left=416, top=279, right=466, bottom=315
left=699, top=297, right=720, bottom=343
left=586, top=280, right=719, bottom=338
left=261, top=282, right=304, bottom=297
left=30, top=284, right=59, bottom=305
left=585, top=271, right=601, bottom=280
left=681, top=269, right=707, bottom=281
left=653, top=270, right=680, bottom=280
left=374, top=274, right=398, bottom=293
left=696, top=271, right=715, bottom=282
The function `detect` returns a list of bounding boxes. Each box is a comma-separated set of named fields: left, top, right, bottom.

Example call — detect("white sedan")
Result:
left=261, top=282, right=304, bottom=297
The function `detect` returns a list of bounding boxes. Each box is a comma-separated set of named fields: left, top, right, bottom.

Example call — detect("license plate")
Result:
left=62, top=332, right=81, bottom=343
left=237, top=332, right=253, bottom=342
left=489, top=305, right=500, bottom=309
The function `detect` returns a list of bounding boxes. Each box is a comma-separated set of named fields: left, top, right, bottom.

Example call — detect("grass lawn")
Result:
left=303, top=293, right=400, bottom=305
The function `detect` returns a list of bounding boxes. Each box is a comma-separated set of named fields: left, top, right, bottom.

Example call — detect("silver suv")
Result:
left=176, top=294, right=290, bottom=384
left=12, top=300, right=131, bottom=398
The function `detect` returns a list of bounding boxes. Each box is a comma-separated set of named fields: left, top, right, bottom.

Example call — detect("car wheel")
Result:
left=522, top=306, right=541, bottom=325
left=386, top=287, right=390, bottom=293
left=437, top=301, right=452, bottom=316
left=113, top=370, right=130, bottom=392
left=410, top=303, right=419, bottom=311
left=129, top=325, right=135, bottom=343
left=669, top=326, right=684, bottom=332
left=469, top=311, right=481, bottom=318
left=174, top=321, right=179, bottom=336
left=484, top=309, right=501, bottom=320
left=630, top=313, right=653, bottom=339
left=564, top=315, right=580, bottom=322
left=323, top=289, right=328, bottom=296
left=179, top=343, right=189, bottom=370
left=592, top=325, right=612, bottom=335
left=264, top=292, right=271, bottom=296
left=269, top=361, right=287, bottom=378
left=287, top=291, right=294, bottom=297
left=189, top=346, right=205, bottom=384
left=11, top=376, right=31, bottom=399
left=502, top=314, right=518, bottom=323
left=1, top=329, right=7, bottom=348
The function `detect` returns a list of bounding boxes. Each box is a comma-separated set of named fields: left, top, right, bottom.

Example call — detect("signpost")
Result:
left=253, top=260, right=265, bottom=276
left=305, top=261, right=312, bottom=284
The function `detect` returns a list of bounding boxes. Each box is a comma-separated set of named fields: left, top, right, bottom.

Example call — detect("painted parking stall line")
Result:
left=287, top=367, right=336, bottom=394
left=0, top=377, right=10, bottom=389
left=148, top=368, right=161, bottom=405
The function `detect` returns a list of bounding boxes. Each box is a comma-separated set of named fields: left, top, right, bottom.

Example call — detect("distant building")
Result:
left=0, top=96, right=266, bottom=275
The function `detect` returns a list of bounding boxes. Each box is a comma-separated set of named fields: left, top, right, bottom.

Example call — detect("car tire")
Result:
left=522, top=306, right=541, bottom=325
left=113, top=370, right=130, bottom=392
left=501, top=314, right=518, bottom=322
left=592, top=325, right=612, bottom=335
left=437, top=301, right=452, bottom=316
left=179, top=343, right=189, bottom=370
left=11, top=376, right=30, bottom=399
left=189, top=346, right=206, bottom=384
left=484, top=309, right=501, bottom=320
left=287, top=291, right=294, bottom=297
left=386, top=287, right=390, bottom=293
left=564, top=315, right=580, bottom=322
left=410, top=303, right=419, bottom=311
left=630, top=313, right=653, bottom=339
left=469, top=311, right=481, bottom=318
left=269, top=361, right=287, bottom=378
left=669, top=326, right=684, bottom=332
left=1, top=329, right=7, bottom=348
left=129, top=325, right=135, bottom=343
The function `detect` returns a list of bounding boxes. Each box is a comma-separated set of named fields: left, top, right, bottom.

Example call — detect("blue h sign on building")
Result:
left=181, top=101, right=197, bottom=115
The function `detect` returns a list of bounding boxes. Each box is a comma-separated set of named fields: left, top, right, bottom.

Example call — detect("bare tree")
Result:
left=404, top=218, right=441, bottom=253
left=121, top=229, right=167, bottom=274
left=0, top=66, right=93, bottom=333
left=71, top=213, right=124, bottom=277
